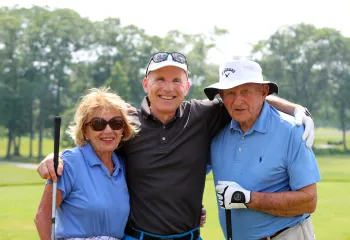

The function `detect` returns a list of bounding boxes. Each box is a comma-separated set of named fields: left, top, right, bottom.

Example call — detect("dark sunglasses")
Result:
left=85, top=116, right=124, bottom=131
left=145, top=52, right=188, bottom=76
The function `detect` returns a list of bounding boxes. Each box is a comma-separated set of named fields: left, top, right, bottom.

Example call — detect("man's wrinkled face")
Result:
left=220, top=83, right=269, bottom=131
left=142, top=66, right=190, bottom=118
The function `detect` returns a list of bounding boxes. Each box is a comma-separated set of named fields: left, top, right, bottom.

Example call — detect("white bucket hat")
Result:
left=204, top=59, right=278, bottom=100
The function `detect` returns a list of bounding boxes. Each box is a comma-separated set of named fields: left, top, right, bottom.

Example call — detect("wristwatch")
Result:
left=231, top=191, right=246, bottom=203
left=304, top=107, right=312, bottom=118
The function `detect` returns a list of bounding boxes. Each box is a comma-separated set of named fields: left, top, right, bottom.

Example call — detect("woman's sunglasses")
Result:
left=85, top=116, right=124, bottom=131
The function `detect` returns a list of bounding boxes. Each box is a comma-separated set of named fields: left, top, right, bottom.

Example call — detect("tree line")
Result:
left=0, top=6, right=349, bottom=159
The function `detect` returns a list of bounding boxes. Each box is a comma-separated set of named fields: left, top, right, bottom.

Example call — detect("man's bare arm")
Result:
left=246, top=184, right=317, bottom=217
left=266, top=94, right=301, bottom=116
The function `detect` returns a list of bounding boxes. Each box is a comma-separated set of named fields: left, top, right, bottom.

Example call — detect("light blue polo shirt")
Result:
left=47, top=142, right=130, bottom=239
left=210, top=101, right=321, bottom=240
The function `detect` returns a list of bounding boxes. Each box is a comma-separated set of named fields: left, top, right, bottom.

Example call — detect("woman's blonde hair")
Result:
left=66, top=87, right=138, bottom=146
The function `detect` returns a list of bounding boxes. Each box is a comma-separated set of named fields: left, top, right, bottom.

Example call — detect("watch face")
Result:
left=304, top=108, right=312, bottom=118
left=233, top=192, right=242, bottom=202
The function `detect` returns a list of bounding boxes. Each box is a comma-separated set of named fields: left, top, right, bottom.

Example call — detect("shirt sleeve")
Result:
left=56, top=151, right=76, bottom=200
left=287, top=125, right=321, bottom=190
left=195, top=98, right=231, bottom=139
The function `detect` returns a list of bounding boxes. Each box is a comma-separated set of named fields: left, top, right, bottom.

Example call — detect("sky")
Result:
left=1, top=0, right=349, bottom=63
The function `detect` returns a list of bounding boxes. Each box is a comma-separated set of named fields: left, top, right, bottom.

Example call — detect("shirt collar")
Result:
left=140, top=96, right=185, bottom=120
left=80, top=142, right=120, bottom=169
left=230, top=101, right=269, bottom=134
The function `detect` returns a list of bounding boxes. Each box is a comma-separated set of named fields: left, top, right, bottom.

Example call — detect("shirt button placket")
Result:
left=160, top=125, right=167, bottom=146
left=238, top=135, right=243, bottom=153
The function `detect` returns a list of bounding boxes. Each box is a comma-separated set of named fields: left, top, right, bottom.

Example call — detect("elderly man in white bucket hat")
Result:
left=205, top=59, right=321, bottom=240
left=204, top=59, right=278, bottom=100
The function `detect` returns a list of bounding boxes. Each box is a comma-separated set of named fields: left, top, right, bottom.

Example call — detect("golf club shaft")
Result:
left=51, top=116, right=61, bottom=240
left=51, top=182, right=57, bottom=240
left=225, top=210, right=232, bottom=240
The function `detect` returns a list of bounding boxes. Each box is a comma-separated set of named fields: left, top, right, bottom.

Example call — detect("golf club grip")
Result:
left=225, top=210, right=232, bottom=240
left=53, top=116, right=61, bottom=175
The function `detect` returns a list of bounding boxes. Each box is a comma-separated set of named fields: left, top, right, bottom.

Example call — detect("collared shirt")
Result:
left=210, top=101, right=321, bottom=240
left=53, top=143, right=129, bottom=239
left=118, top=96, right=229, bottom=235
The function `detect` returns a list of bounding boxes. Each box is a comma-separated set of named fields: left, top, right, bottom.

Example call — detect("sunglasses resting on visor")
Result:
left=85, top=116, right=124, bottom=131
left=145, top=52, right=188, bottom=76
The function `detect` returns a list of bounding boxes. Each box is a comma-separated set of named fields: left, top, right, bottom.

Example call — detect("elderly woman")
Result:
left=35, top=87, right=138, bottom=240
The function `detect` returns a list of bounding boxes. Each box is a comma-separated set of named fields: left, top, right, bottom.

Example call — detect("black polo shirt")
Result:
left=118, top=97, right=229, bottom=235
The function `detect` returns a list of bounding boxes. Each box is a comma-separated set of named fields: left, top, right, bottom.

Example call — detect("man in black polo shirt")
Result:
left=36, top=52, right=314, bottom=240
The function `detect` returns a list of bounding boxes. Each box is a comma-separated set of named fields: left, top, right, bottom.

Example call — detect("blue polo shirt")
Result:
left=48, top=142, right=130, bottom=239
left=210, top=101, right=321, bottom=240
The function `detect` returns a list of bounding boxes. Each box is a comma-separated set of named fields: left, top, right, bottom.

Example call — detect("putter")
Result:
left=225, top=210, right=232, bottom=240
left=51, top=116, right=61, bottom=240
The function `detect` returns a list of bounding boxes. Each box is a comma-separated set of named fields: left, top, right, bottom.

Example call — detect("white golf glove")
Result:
left=215, top=181, right=251, bottom=209
left=294, top=106, right=314, bottom=149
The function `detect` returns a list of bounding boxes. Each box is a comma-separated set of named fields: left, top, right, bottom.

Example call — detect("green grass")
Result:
left=0, top=165, right=43, bottom=186
left=312, top=182, right=350, bottom=240
left=0, top=165, right=46, bottom=239
left=0, top=137, right=55, bottom=159
left=1, top=155, right=350, bottom=239
left=316, top=155, right=350, bottom=182
left=0, top=185, right=44, bottom=239
left=314, top=128, right=350, bottom=149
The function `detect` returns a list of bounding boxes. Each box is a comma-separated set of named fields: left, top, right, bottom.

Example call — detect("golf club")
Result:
left=225, top=210, right=232, bottom=240
left=51, top=116, right=61, bottom=240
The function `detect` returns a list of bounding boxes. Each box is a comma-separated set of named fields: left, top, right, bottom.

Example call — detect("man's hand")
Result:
left=215, top=181, right=251, bottom=209
left=294, top=106, right=314, bottom=148
left=125, top=103, right=137, bottom=114
left=36, top=153, right=64, bottom=182
left=200, top=205, right=206, bottom=228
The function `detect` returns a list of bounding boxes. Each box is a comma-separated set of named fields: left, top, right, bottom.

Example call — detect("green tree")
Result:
left=104, top=61, right=130, bottom=102
left=0, top=5, right=231, bottom=160
left=186, top=27, right=228, bottom=100
left=251, top=24, right=332, bottom=113
left=22, top=7, right=91, bottom=158
left=324, top=35, right=350, bottom=150
left=251, top=24, right=350, bottom=150
left=0, top=7, right=25, bottom=158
